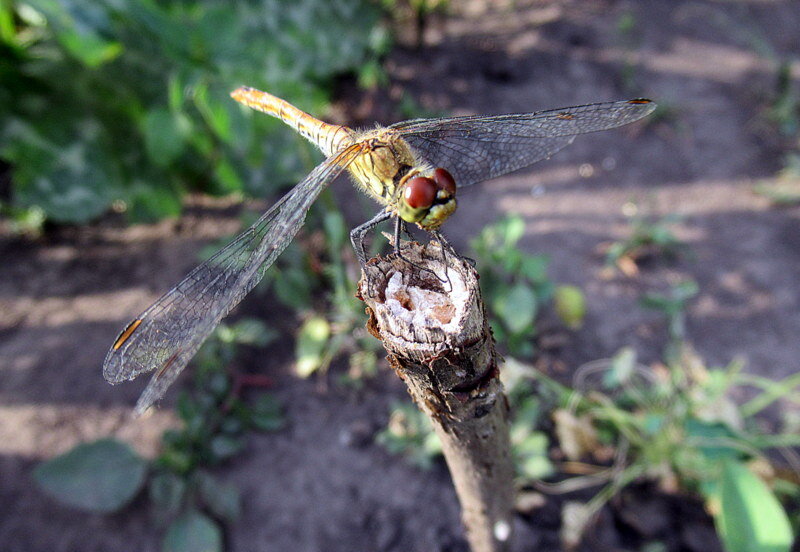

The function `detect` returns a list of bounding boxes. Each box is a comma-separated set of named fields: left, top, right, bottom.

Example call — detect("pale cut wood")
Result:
left=358, top=240, right=515, bottom=552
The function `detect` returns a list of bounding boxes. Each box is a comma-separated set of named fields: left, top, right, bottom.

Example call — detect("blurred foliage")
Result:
left=605, top=206, right=688, bottom=277
left=377, top=401, right=443, bottom=469
left=380, top=0, right=448, bottom=47
left=34, top=438, right=148, bottom=512
left=256, top=203, right=382, bottom=384
left=0, top=0, right=390, bottom=226
left=761, top=60, right=800, bottom=205
left=639, top=279, right=698, bottom=362
left=768, top=61, right=800, bottom=139
left=377, top=269, right=800, bottom=551
left=34, top=318, right=284, bottom=552
left=531, top=284, right=800, bottom=551
left=471, top=215, right=583, bottom=357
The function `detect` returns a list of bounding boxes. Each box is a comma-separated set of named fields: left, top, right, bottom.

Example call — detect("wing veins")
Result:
left=103, top=145, right=362, bottom=413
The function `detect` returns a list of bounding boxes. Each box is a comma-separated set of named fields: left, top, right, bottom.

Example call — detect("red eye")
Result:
left=433, top=168, right=456, bottom=195
left=404, top=176, right=437, bottom=209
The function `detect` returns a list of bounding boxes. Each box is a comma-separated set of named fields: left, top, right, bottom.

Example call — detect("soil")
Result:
left=2, top=1, right=799, bottom=550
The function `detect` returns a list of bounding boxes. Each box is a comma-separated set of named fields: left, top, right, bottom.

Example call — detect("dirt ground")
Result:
left=2, top=1, right=799, bottom=550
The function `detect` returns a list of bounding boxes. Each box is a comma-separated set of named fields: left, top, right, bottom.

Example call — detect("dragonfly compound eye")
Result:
left=433, top=168, right=456, bottom=196
left=404, top=176, right=437, bottom=209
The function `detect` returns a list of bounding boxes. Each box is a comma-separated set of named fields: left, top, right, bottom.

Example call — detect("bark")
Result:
left=357, top=240, right=515, bottom=552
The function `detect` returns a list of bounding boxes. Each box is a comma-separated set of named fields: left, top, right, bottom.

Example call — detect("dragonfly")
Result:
left=103, top=86, right=656, bottom=414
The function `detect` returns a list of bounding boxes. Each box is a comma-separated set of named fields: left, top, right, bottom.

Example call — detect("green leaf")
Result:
left=494, top=282, right=537, bottom=334
left=229, top=318, right=276, bottom=347
left=193, top=85, right=233, bottom=142
left=273, top=267, right=315, bottom=310
left=27, top=1, right=122, bottom=67
left=603, top=347, right=636, bottom=388
left=196, top=471, right=241, bottom=522
left=684, top=420, right=741, bottom=461
left=33, top=438, right=147, bottom=513
left=143, top=108, right=187, bottom=167
left=715, top=460, right=793, bottom=552
left=8, top=121, right=121, bottom=223
left=148, top=471, right=187, bottom=517
left=213, top=158, right=244, bottom=194
left=501, top=215, right=525, bottom=247
left=519, top=255, right=549, bottom=283
left=553, top=285, right=585, bottom=330
left=247, top=394, right=285, bottom=432
left=323, top=210, right=348, bottom=250
left=295, top=316, right=331, bottom=377
left=209, top=434, right=244, bottom=462
left=176, top=392, right=208, bottom=438
left=58, top=29, right=122, bottom=68
left=162, top=511, right=222, bottom=552
left=127, top=180, right=183, bottom=222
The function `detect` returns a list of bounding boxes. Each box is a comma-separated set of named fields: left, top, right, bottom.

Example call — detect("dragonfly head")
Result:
left=398, top=167, right=457, bottom=230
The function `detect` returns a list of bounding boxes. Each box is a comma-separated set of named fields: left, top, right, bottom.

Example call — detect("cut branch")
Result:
left=358, top=240, right=515, bottom=552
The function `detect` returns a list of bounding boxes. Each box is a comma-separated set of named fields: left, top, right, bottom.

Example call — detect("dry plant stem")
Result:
left=358, top=241, right=515, bottom=552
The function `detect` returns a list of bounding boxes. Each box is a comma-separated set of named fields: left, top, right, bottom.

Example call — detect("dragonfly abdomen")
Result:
left=231, top=87, right=355, bottom=157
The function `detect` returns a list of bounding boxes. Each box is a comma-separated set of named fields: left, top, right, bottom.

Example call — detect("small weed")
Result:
left=640, top=280, right=698, bottom=361
left=377, top=402, right=443, bottom=469
left=0, top=201, right=46, bottom=236
left=529, top=283, right=799, bottom=550
left=203, top=195, right=382, bottom=385
left=767, top=61, right=800, bottom=139
left=381, top=0, right=450, bottom=46
left=34, top=318, right=285, bottom=552
left=760, top=59, right=800, bottom=206
left=605, top=206, right=688, bottom=276
left=471, top=215, right=584, bottom=358
left=615, top=10, right=645, bottom=98
left=754, top=153, right=800, bottom=206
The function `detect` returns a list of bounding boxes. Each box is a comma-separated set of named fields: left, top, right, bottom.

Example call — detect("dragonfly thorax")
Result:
left=346, top=129, right=458, bottom=230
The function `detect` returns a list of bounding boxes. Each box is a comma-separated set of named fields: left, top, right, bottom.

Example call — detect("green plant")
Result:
left=605, top=209, right=688, bottom=275
left=758, top=60, right=800, bottom=207
left=376, top=401, right=443, bottom=469
left=767, top=61, right=800, bottom=139
left=1, top=0, right=389, bottom=224
left=471, top=215, right=583, bottom=357
left=523, top=281, right=800, bottom=551
left=640, top=279, right=698, bottom=362
left=34, top=318, right=284, bottom=552
left=754, top=153, right=800, bottom=206
left=380, top=0, right=449, bottom=47
left=260, top=199, right=382, bottom=384
left=548, top=344, right=798, bottom=551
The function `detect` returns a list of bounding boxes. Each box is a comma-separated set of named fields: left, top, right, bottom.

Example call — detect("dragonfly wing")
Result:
left=391, top=99, right=655, bottom=187
left=103, top=145, right=361, bottom=414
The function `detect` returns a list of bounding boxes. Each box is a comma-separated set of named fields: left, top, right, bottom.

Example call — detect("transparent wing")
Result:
left=103, top=145, right=362, bottom=414
left=390, top=99, right=656, bottom=188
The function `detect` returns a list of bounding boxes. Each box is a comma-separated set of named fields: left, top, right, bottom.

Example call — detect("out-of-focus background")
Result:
left=2, top=1, right=799, bottom=551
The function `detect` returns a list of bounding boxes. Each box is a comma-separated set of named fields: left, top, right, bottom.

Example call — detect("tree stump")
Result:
left=357, top=240, right=514, bottom=552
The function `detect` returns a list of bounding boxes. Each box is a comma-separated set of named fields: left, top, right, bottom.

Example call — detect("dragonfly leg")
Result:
left=392, top=217, right=414, bottom=255
left=430, top=230, right=476, bottom=268
left=351, top=210, right=393, bottom=267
